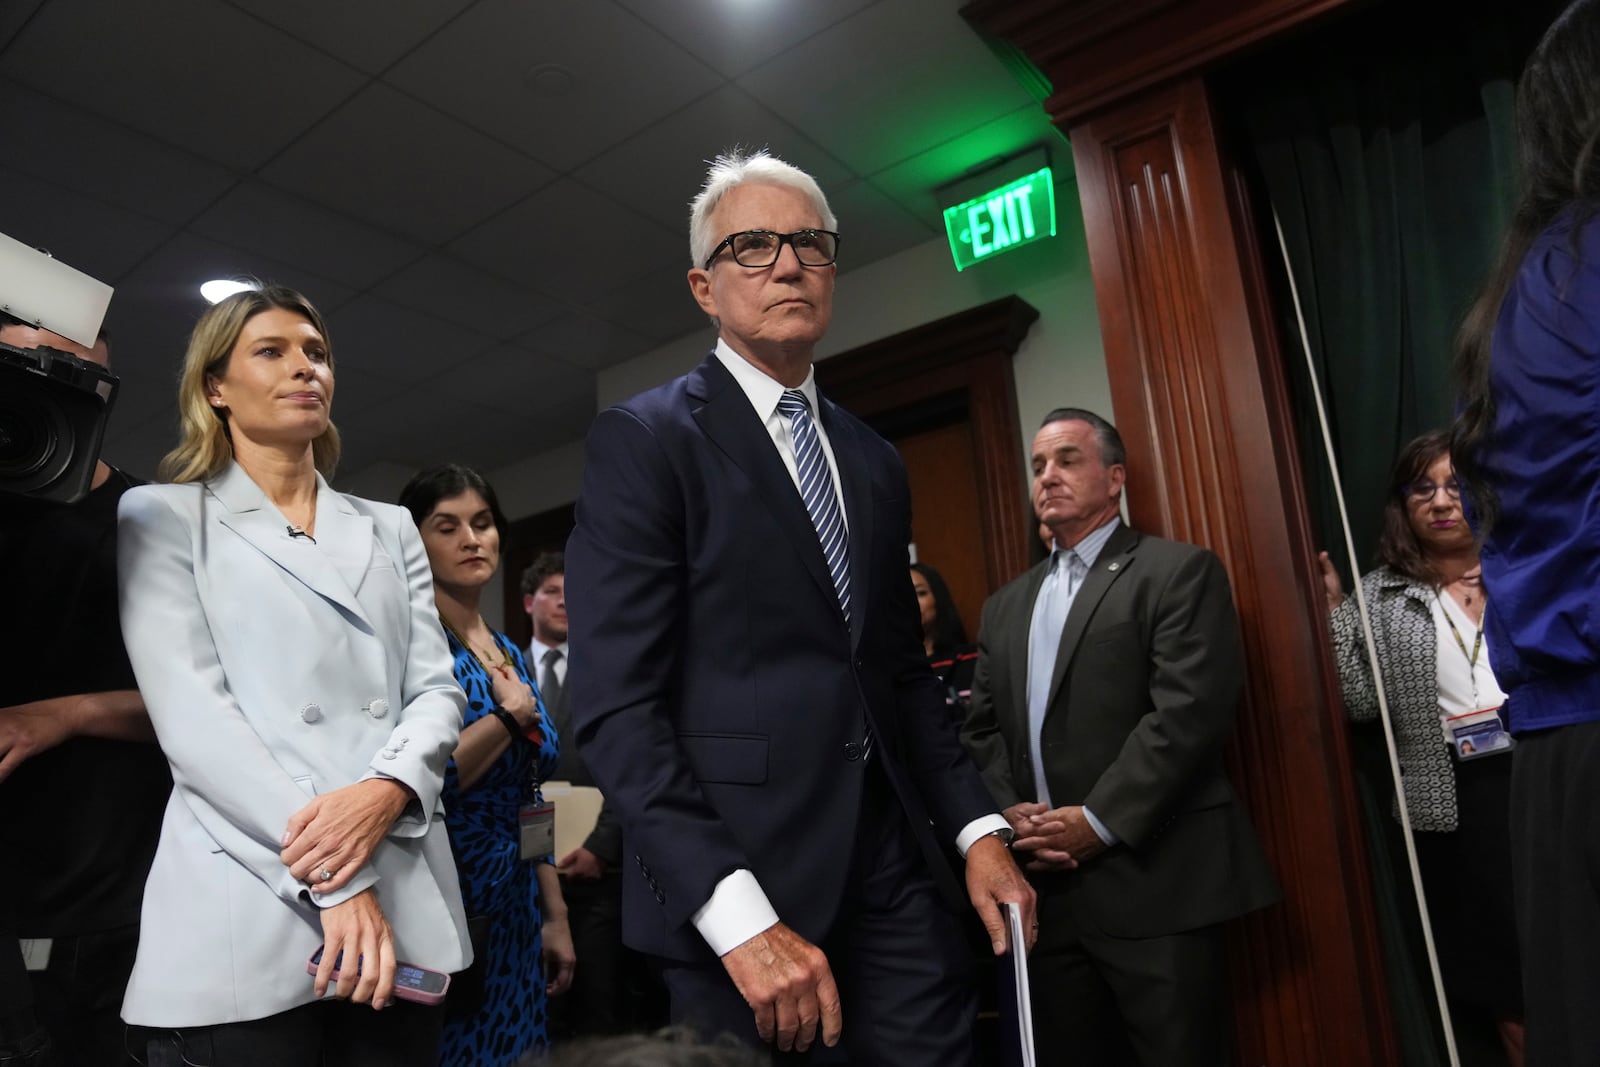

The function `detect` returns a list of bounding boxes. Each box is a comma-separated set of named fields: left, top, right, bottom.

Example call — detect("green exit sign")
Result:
left=943, top=167, right=1056, bottom=271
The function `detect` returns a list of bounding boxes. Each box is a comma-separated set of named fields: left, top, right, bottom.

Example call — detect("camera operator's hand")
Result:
left=0, top=690, right=151, bottom=782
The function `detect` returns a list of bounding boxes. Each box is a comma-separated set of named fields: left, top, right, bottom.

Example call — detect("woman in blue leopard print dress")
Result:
left=401, top=466, right=573, bottom=1066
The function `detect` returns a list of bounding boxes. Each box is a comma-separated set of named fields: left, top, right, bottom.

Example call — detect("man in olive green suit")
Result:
left=963, top=408, right=1279, bottom=1067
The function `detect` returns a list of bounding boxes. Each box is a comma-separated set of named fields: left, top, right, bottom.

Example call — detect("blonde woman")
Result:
left=118, top=286, right=471, bottom=1065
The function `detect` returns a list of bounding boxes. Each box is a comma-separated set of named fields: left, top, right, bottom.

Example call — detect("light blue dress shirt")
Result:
left=1026, top=517, right=1122, bottom=843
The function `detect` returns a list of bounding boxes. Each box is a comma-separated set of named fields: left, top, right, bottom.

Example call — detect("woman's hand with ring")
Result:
left=281, top=778, right=413, bottom=893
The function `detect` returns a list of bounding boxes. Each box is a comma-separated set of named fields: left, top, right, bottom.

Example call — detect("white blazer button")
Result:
left=365, top=699, right=390, bottom=719
left=381, top=749, right=398, bottom=760
left=300, top=703, right=323, bottom=724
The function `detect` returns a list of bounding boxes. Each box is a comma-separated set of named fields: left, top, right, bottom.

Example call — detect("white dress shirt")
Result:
left=528, top=635, right=569, bottom=692
left=692, top=339, right=1008, bottom=957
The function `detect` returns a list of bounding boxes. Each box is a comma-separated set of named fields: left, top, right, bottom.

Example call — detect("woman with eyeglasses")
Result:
left=1318, top=430, right=1522, bottom=1065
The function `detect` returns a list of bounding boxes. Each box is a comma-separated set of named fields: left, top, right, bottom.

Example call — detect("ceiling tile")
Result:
left=226, top=0, right=476, bottom=75
left=0, top=167, right=172, bottom=282
left=869, top=105, right=1069, bottom=226
left=115, top=231, right=358, bottom=315
left=615, top=0, right=879, bottom=78
left=385, top=0, right=723, bottom=171
left=261, top=82, right=554, bottom=246
left=372, top=254, right=568, bottom=342
left=3, top=0, right=365, bottom=170
left=189, top=180, right=424, bottom=289
left=584, top=263, right=707, bottom=347
left=0, top=79, right=238, bottom=225
left=449, top=177, right=682, bottom=306
left=737, top=0, right=1036, bottom=176
left=573, top=83, right=856, bottom=233
left=515, top=310, right=660, bottom=372
left=322, top=293, right=500, bottom=390
left=418, top=343, right=596, bottom=420
left=825, top=179, right=937, bottom=271
left=0, top=0, right=46, bottom=52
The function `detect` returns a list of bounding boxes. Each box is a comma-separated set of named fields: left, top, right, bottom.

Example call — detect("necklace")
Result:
left=438, top=614, right=512, bottom=672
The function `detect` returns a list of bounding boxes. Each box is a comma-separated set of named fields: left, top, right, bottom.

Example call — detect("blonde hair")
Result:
left=159, top=285, right=340, bottom=484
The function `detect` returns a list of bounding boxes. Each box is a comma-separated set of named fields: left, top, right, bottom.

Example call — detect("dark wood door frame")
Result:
left=964, top=2, right=1396, bottom=1064
left=816, top=295, right=1039, bottom=591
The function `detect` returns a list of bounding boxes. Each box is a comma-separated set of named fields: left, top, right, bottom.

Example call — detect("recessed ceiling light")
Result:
left=200, top=279, right=258, bottom=304
left=523, top=64, right=575, bottom=97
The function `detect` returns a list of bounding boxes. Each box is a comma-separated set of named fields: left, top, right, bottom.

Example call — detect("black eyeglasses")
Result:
left=1403, top=479, right=1463, bottom=502
left=703, top=229, right=841, bottom=270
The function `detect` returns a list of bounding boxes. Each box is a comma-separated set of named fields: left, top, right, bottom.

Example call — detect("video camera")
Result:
left=0, top=233, right=117, bottom=504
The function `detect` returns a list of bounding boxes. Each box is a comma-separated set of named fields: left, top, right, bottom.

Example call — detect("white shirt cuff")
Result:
left=691, top=869, right=781, bottom=957
left=955, top=813, right=1012, bottom=858
left=1082, top=806, right=1118, bottom=845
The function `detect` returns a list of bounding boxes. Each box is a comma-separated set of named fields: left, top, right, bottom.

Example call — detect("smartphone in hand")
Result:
left=306, top=945, right=451, bottom=1006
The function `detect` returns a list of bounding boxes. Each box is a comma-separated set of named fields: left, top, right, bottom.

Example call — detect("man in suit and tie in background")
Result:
left=963, top=408, right=1280, bottom=1067
left=565, top=148, right=1034, bottom=1063
left=525, top=551, right=642, bottom=1038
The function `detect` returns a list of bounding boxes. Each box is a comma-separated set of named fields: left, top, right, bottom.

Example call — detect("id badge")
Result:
left=1445, top=707, right=1514, bottom=760
left=519, top=801, right=555, bottom=861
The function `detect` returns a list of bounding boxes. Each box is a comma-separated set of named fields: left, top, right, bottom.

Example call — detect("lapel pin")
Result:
left=1108, top=562, right=1120, bottom=572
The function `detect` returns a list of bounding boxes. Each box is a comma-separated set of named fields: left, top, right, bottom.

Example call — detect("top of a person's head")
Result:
left=398, top=463, right=508, bottom=534
left=542, top=1030, right=769, bottom=1067
left=521, top=549, right=565, bottom=596
left=1039, top=407, right=1128, bottom=470
left=1516, top=0, right=1600, bottom=218
left=688, top=148, right=837, bottom=270
left=910, top=561, right=969, bottom=654
left=0, top=310, right=111, bottom=367
left=159, top=284, right=338, bottom=484
left=1377, top=429, right=1456, bottom=581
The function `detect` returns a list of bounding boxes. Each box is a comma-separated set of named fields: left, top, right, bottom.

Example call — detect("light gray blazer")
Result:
left=116, top=463, right=471, bottom=1027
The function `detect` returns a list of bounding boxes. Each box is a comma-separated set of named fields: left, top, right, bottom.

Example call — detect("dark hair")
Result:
left=1040, top=407, right=1127, bottom=467
left=521, top=550, right=565, bottom=596
left=1453, top=0, right=1600, bottom=531
left=1376, top=430, right=1458, bottom=585
left=910, top=561, right=969, bottom=656
left=544, top=1029, right=767, bottom=1067
left=398, top=464, right=508, bottom=536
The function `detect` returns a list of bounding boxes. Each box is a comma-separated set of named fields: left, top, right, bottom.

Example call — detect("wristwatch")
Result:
left=981, top=826, right=1015, bottom=850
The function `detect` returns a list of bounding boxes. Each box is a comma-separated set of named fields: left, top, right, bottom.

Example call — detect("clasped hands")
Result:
left=280, top=778, right=412, bottom=1009
left=1004, top=802, right=1108, bottom=871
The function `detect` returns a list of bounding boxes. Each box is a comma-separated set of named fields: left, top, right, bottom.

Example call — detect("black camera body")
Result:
left=0, top=340, right=118, bottom=504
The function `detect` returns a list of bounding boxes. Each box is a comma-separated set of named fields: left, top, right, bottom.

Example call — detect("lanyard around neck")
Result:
left=1435, top=588, right=1484, bottom=671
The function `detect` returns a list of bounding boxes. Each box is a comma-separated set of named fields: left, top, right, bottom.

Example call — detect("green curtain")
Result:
left=1222, top=0, right=1550, bottom=573
left=1218, top=1, right=1564, bottom=1061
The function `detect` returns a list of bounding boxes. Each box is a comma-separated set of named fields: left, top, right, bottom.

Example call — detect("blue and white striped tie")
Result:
left=779, top=390, right=868, bottom=759
left=778, top=390, right=852, bottom=627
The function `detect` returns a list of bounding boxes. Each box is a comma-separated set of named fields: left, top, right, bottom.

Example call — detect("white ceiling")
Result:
left=0, top=0, right=1065, bottom=488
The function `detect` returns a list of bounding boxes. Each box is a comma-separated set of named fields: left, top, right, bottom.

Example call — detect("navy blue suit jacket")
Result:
left=565, top=353, right=997, bottom=962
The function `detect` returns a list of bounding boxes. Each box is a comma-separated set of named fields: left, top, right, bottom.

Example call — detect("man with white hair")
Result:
left=565, top=149, right=1035, bottom=1063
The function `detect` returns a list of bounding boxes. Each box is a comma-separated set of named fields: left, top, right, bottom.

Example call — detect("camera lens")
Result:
left=0, top=392, right=68, bottom=483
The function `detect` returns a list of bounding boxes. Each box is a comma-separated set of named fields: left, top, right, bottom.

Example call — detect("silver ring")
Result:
left=318, top=866, right=333, bottom=883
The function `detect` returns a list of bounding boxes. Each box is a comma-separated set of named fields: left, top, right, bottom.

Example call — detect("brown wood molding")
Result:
left=1070, top=78, right=1397, bottom=1064
left=818, top=296, right=1038, bottom=588
left=962, top=0, right=1356, bottom=127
